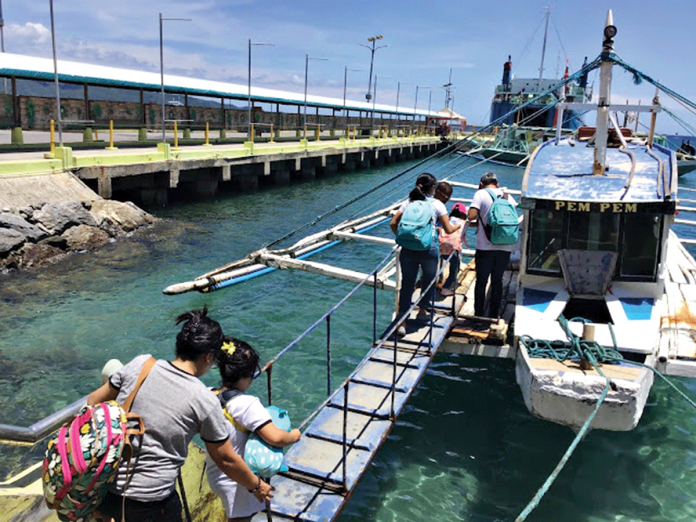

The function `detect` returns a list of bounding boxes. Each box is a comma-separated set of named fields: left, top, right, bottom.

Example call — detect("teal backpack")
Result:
left=484, top=188, right=519, bottom=245
left=396, top=200, right=436, bottom=251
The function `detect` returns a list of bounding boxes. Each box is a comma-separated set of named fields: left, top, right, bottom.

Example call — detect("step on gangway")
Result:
left=249, top=248, right=467, bottom=521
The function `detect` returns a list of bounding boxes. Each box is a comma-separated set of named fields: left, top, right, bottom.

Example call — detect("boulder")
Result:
left=32, top=202, right=97, bottom=234
left=0, top=228, right=25, bottom=255
left=90, top=200, right=154, bottom=232
left=20, top=242, right=66, bottom=268
left=63, top=224, right=111, bottom=251
left=0, top=212, right=48, bottom=242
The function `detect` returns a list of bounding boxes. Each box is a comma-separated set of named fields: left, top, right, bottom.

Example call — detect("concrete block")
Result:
left=54, top=147, right=74, bottom=169
left=157, top=142, right=171, bottom=160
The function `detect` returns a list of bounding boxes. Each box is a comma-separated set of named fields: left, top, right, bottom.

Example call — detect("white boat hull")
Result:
left=515, top=347, right=655, bottom=431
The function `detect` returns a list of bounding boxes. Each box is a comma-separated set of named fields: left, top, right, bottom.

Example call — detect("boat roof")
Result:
left=521, top=139, right=677, bottom=209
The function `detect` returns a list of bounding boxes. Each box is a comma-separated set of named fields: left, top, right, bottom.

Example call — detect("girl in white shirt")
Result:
left=206, top=337, right=301, bottom=522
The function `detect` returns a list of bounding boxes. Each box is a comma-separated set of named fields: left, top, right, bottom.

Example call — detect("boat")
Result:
left=513, top=12, right=696, bottom=431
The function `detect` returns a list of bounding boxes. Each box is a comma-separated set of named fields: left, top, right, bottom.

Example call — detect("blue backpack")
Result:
left=484, top=188, right=519, bottom=245
left=396, top=200, right=436, bottom=251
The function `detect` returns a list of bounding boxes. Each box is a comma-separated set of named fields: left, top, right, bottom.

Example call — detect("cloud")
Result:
left=7, top=22, right=51, bottom=48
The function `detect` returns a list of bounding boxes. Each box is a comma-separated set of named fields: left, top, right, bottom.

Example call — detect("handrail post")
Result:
left=373, top=270, right=378, bottom=344
left=391, top=326, right=397, bottom=420
left=205, top=122, right=210, bottom=145
left=173, top=120, right=179, bottom=149
left=251, top=123, right=255, bottom=143
left=270, top=123, right=274, bottom=143
left=326, top=315, right=332, bottom=397
left=342, top=381, right=348, bottom=491
left=266, top=363, right=273, bottom=406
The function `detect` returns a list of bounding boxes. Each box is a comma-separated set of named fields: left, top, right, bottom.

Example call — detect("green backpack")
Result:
left=396, top=200, right=436, bottom=251
left=484, top=188, right=519, bottom=246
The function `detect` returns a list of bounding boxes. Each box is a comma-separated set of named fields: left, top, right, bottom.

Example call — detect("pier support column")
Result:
left=169, top=169, right=180, bottom=189
left=98, top=168, right=112, bottom=199
left=221, top=164, right=231, bottom=182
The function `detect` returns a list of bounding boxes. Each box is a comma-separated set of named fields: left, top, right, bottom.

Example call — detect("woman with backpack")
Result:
left=390, top=173, right=461, bottom=335
left=87, top=306, right=273, bottom=522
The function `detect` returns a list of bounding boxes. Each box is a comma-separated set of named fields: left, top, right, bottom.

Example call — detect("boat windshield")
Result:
left=526, top=209, right=662, bottom=281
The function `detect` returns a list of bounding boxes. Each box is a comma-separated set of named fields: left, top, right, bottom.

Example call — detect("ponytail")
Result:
left=408, top=172, right=437, bottom=201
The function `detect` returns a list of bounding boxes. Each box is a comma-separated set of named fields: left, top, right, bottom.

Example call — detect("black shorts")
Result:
left=98, top=489, right=182, bottom=522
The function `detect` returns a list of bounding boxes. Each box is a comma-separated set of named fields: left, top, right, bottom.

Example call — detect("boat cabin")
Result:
left=515, top=137, right=677, bottom=355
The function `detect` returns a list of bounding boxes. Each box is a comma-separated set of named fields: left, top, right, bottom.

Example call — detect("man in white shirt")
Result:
left=467, top=172, right=517, bottom=318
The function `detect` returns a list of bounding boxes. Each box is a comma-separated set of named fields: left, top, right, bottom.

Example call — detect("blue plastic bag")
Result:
left=244, top=405, right=291, bottom=477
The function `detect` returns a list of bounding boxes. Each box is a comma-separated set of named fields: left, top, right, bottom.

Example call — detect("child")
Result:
left=206, top=337, right=301, bottom=522
left=438, top=202, right=468, bottom=296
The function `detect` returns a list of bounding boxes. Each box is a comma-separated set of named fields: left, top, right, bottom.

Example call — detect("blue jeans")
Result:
left=398, top=246, right=439, bottom=319
left=474, top=249, right=511, bottom=318
left=441, top=251, right=461, bottom=290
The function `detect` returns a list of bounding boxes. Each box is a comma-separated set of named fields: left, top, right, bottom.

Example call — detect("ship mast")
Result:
left=593, top=10, right=617, bottom=176
left=538, top=6, right=551, bottom=89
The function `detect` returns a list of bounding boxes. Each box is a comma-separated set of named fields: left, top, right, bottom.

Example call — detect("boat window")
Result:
left=527, top=209, right=564, bottom=272
left=567, top=213, right=620, bottom=251
left=620, top=214, right=661, bottom=278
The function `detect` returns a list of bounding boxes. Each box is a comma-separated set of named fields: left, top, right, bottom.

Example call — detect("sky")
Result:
left=4, top=0, right=696, bottom=134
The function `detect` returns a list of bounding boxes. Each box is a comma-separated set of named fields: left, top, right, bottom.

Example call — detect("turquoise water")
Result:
left=2, top=156, right=696, bottom=521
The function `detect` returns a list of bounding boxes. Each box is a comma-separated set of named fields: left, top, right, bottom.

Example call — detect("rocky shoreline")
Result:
left=0, top=200, right=154, bottom=272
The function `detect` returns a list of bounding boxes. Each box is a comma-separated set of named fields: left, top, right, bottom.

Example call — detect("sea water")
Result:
left=2, top=155, right=696, bottom=522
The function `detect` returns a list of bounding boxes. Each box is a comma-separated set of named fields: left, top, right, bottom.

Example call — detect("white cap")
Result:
left=101, top=359, right=124, bottom=385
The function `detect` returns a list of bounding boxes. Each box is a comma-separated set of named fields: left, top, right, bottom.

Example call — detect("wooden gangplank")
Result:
left=252, top=297, right=465, bottom=521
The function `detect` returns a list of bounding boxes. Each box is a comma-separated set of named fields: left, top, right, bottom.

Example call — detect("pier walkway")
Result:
left=0, top=134, right=445, bottom=207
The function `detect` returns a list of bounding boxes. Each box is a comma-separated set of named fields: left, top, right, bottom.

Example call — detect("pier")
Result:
left=0, top=135, right=445, bottom=208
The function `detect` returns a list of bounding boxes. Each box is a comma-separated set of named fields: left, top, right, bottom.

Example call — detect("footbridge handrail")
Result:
left=0, top=396, right=85, bottom=446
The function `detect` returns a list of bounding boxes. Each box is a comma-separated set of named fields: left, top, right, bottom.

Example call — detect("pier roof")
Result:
left=0, top=53, right=434, bottom=117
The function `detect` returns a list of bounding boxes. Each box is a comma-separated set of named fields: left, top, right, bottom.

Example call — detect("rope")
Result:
left=516, top=315, right=696, bottom=521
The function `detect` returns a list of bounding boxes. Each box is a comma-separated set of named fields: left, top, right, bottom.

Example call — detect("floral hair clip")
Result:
left=221, top=341, right=236, bottom=355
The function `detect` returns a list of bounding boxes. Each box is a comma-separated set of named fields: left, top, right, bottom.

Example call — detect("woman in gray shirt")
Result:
left=88, top=307, right=272, bottom=522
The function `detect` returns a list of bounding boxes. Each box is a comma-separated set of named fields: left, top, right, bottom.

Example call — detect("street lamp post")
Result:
left=343, top=66, right=362, bottom=129
left=414, top=85, right=430, bottom=130
left=359, top=35, right=387, bottom=103
left=49, top=0, right=63, bottom=145
left=303, top=54, right=328, bottom=129
left=248, top=39, right=274, bottom=139
left=371, top=74, right=390, bottom=130
left=160, top=13, right=191, bottom=144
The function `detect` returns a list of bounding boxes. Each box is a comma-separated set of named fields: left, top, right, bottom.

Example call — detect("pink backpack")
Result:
left=42, top=357, right=155, bottom=521
left=439, top=226, right=462, bottom=256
